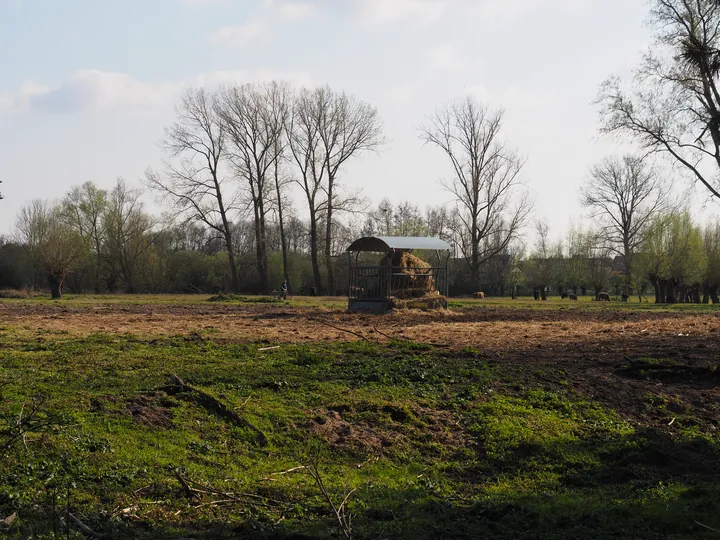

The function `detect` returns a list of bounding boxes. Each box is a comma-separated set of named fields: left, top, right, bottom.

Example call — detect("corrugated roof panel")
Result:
left=347, top=236, right=452, bottom=252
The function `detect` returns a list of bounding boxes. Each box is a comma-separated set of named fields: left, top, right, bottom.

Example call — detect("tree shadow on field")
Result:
left=3, top=429, right=720, bottom=539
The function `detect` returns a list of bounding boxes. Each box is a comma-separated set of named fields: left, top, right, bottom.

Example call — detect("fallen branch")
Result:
left=68, top=512, right=100, bottom=537
left=167, top=375, right=267, bottom=447
left=174, top=469, right=198, bottom=499
left=193, top=499, right=235, bottom=509
left=311, top=318, right=369, bottom=342
left=695, top=521, right=720, bottom=533
left=263, top=465, right=308, bottom=481
left=372, top=326, right=396, bottom=341
left=174, top=473, right=281, bottom=508
left=258, top=346, right=281, bottom=352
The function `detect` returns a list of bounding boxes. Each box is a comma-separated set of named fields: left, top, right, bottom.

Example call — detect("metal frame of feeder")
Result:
left=346, top=236, right=452, bottom=313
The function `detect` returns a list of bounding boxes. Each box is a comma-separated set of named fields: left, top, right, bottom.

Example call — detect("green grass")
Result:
left=2, top=292, right=720, bottom=313
left=0, top=322, right=719, bottom=537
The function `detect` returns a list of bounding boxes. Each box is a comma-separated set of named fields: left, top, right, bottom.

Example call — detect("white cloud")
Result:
left=185, top=0, right=225, bottom=5
left=0, top=69, right=314, bottom=116
left=356, top=0, right=446, bottom=24
left=264, top=0, right=316, bottom=19
left=427, top=42, right=472, bottom=72
left=210, top=21, right=266, bottom=47
left=24, top=70, right=178, bottom=115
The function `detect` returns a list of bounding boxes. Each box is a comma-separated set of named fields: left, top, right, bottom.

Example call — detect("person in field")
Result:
left=281, top=279, right=288, bottom=300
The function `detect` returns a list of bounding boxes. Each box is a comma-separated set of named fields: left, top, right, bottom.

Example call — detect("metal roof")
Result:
left=347, top=236, right=452, bottom=252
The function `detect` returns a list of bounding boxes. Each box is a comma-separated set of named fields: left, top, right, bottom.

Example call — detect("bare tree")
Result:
left=272, top=128, right=294, bottom=290
left=582, top=155, right=672, bottom=294
left=104, top=180, right=157, bottom=293
left=422, top=97, right=531, bottom=290
left=316, top=87, right=383, bottom=295
left=288, top=86, right=383, bottom=295
left=586, top=233, right=617, bottom=300
left=15, top=199, right=51, bottom=290
left=598, top=0, right=720, bottom=200
left=16, top=201, right=85, bottom=299
left=60, top=182, right=108, bottom=293
left=147, top=88, right=241, bottom=292
left=217, top=82, right=290, bottom=294
left=288, top=88, right=326, bottom=294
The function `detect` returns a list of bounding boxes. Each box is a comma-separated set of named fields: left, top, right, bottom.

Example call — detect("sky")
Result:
left=0, top=0, right=677, bottom=242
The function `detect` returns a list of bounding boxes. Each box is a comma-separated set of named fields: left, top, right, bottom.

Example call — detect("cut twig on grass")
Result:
left=372, top=326, right=396, bottom=341
left=166, top=375, right=268, bottom=447
left=174, top=473, right=281, bottom=508
left=311, top=318, right=369, bottom=342
left=258, top=345, right=281, bottom=352
left=68, top=512, right=100, bottom=537
left=174, top=469, right=197, bottom=499
left=264, top=465, right=308, bottom=480
left=695, top=521, right=720, bottom=533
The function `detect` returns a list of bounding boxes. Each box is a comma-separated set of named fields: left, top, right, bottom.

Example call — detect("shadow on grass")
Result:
left=3, top=428, right=719, bottom=539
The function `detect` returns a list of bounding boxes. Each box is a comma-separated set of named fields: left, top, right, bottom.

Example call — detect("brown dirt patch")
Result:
left=303, top=405, right=467, bottom=454
left=305, top=409, right=403, bottom=452
left=4, top=301, right=720, bottom=351
left=126, top=394, right=174, bottom=429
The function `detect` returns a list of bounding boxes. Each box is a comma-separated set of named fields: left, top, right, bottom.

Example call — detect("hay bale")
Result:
left=380, top=251, right=435, bottom=297
left=389, top=291, right=448, bottom=311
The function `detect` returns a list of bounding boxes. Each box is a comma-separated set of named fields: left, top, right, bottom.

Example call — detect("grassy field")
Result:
left=0, top=295, right=719, bottom=538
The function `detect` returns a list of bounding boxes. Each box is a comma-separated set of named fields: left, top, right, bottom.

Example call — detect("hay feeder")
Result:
left=346, top=236, right=452, bottom=313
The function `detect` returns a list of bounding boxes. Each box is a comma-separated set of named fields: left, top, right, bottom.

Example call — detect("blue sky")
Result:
left=0, top=0, right=666, bottom=240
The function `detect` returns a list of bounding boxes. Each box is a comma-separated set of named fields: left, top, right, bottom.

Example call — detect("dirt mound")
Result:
left=412, top=407, right=468, bottom=450
left=305, top=409, right=402, bottom=452
left=126, top=394, right=174, bottom=429
left=303, top=406, right=467, bottom=455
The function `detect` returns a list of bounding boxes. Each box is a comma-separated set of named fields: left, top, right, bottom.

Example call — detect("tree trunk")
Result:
left=257, top=196, right=269, bottom=295
left=309, top=209, right=323, bottom=295
left=711, top=285, right=720, bottom=304
left=623, top=248, right=632, bottom=296
left=48, top=273, right=63, bottom=300
left=664, top=280, right=675, bottom=304
left=274, top=160, right=289, bottom=290
left=325, top=187, right=334, bottom=296
left=216, top=182, right=238, bottom=293
left=252, top=198, right=265, bottom=294
left=651, top=278, right=660, bottom=303
left=541, top=287, right=547, bottom=301
left=225, top=232, right=239, bottom=293
left=702, top=283, right=710, bottom=304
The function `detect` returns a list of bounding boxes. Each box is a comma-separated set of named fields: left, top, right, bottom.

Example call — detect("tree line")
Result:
left=1, top=83, right=531, bottom=299
left=2, top=0, right=720, bottom=302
